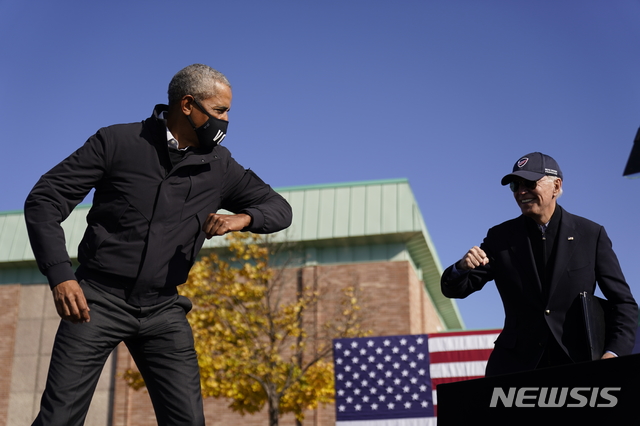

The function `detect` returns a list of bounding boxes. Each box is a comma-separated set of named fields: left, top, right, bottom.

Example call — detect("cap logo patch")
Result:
left=517, top=158, right=529, bottom=168
left=545, top=168, right=558, bottom=176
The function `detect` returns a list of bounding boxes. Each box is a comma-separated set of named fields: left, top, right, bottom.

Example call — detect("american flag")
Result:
left=333, top=329, right=500, bottom=425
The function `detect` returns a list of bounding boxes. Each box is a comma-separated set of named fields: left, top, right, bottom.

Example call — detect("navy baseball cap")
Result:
left=501, top=152, right=563, bottom=185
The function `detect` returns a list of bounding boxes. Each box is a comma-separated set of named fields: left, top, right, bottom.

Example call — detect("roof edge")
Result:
left=274, top=178, right=409, bottom=192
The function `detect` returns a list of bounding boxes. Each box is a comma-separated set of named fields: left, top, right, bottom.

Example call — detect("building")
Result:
left=0, top=178, right=463, bottom=426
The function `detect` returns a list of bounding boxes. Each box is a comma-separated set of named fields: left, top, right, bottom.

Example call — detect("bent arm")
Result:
left=441, top=237, right=495, bottom=299
left=24, top=133, right=107, bottom=288
left=220, top=155, right=292, bottom=234
left=441, top=261, right=493, bottom=299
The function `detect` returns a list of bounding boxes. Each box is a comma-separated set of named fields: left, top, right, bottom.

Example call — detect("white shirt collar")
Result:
left=159, top=111, right=187, bottom=151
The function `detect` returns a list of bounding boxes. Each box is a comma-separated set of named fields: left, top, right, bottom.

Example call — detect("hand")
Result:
left=456, top=246, right=490, bottom=271
left=202, top=213, right=252, bottom=239
left=600, top=352, right=617, bottom=360
left=52, top=280, right=90, bottom=323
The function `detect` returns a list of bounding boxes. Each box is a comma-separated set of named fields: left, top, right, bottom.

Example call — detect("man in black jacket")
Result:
left=25, top=64, right=292, bottom=426
left=441, top=152, right=637, bottom=376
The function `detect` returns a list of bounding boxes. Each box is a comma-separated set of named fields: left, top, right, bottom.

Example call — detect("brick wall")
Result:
left=0, top=285, right=20, bottom=426
left=1, top=284, right=116, bottom=426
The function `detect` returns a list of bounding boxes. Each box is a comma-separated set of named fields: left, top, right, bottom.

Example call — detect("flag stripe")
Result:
left=429, top=360, right=488, bottom=379
left=431, top=375, right=484, bottom=387
left=428, top=329, right=501, bottom=338
left=428, top=332, right=499, bottom=352
left=428, top=348, right=494, bottom=363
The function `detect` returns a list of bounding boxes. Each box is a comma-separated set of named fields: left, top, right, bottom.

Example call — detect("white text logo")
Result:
left=489, top=387, right=620, bottom=408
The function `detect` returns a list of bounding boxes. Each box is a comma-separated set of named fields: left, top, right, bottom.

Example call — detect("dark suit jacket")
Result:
left=441, top=206, right=637, bottom=376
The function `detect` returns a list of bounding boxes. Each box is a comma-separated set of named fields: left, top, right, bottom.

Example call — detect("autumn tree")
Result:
left=124, top=232, right=369, bottom=426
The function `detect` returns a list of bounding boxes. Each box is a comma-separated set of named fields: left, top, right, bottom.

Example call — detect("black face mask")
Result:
left=187, top=98, right=229, bottom=150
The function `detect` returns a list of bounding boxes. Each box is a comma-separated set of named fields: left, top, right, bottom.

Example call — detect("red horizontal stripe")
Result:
left=430, top=329, right=501, bottom=338
left=431, top=375, right=484, bottom=388
left=429, top=348, right=493, bottom=363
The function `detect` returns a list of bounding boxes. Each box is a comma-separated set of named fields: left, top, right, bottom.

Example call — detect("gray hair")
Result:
left=544, top=175, right=563, bottom=198
left=167, top=64, right=231, bottom=105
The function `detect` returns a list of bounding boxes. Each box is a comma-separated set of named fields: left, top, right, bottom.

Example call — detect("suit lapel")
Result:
left=507, top=216, right=544, bottom=304
left=548, top=206, right=578, bottom=299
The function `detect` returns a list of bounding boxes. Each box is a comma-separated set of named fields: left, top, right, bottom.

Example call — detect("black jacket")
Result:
left=25, top=105, right=292, bottom=306
left=441, top=206, right=637, bottom=376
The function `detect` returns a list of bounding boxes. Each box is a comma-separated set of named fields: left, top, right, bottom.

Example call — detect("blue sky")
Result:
left=1, top=0, right=639, bottom=330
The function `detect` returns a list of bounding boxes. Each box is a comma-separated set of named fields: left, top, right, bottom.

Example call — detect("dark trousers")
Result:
left=32, top=281, right=205, bottom=426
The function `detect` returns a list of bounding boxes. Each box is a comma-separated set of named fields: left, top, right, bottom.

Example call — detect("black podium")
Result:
left=437, top=353, right=640, bottom=425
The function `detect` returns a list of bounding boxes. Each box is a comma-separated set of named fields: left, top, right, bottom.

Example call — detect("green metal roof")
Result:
left=0, top=178, right=464, bottom=330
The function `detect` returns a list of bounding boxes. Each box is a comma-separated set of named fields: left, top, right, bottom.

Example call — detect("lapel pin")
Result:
left=568, top=237, right=574, bottom=241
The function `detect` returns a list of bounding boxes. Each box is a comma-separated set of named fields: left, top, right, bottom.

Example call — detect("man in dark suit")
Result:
left=441, top=152, right=637, bottom=376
